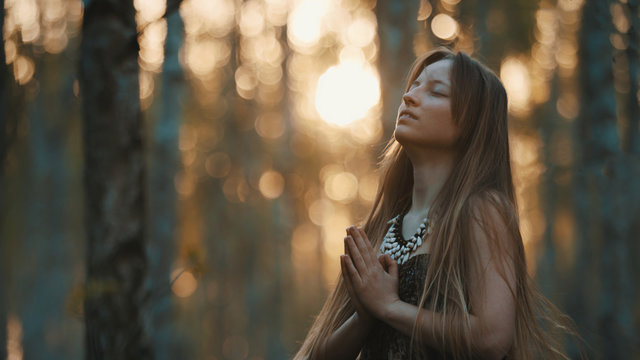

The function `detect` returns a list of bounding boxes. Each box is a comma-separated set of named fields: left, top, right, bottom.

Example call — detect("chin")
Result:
left=393, top=126, right=412, bottom=146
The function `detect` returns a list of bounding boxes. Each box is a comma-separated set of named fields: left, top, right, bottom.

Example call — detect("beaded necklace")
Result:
left=379, top=210, right=432, bottom=265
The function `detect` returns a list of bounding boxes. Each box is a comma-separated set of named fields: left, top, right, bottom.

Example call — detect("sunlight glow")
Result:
left=315, top=60, right=380, bottom=126
left=417, top=0, right=432, bottom=21
left=265, top=0, right=289, bottom=26
left=139, top=20, right=167, bottom=72
left=174, top=170, right=196, bottom=197
left=431, top=14, right=458, bottom=40
left=134, top=0, right=166, bottom=26
left=259, top=170, right=285, bottom=199
left=287, top=0, right=330, bottom=50
left=611, top=3, right=630, bottom=33
left=558, top=0, right=583, bottom=12
left=291, top=223, right=320, bottom=271
left=239, top=0, right=266, bottom=37
left=171, top=269, right=198, bottom=298
left=181, top=0, right=236, bottom=37
left=9, top=0, right=39, bottom=43
left=322, top=205, right=352, bottom=287
left=255, top=112, right=286, bottom=139
left=500, top=57, right=531, bottom=115
left=186, top=39, right=231, bottom=75
left=510, top=133, right=545, bottom=270
left=7, top=313, right=23, bottom=360
left=5, top=40, right=17, bottom=64
left=235, top=65, right=259, bottom=99
left=324, top=171, right=358, bottom=203
left=556, top=92, right=579, bottom=119
left=13, top=56, right=34, bottom=85
left=346, top=15, right=376, bottom=48
left=358, top=173, right=378, bottom=203
left=41, top=0, right=70, bottom=54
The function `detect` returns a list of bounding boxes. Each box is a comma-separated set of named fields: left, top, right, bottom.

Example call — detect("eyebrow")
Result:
left=411, top=78, right=450, bottom=87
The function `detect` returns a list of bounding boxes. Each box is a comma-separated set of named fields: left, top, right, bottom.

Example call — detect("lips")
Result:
left=399, top=109, right=418, bottom=121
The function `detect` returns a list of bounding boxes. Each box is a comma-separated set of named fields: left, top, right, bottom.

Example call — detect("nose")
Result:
left=402, top=90, right=418, bottom=106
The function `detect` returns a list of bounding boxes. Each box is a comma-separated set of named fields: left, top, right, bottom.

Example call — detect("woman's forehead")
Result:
left=417, top=59, right=452, bottom=84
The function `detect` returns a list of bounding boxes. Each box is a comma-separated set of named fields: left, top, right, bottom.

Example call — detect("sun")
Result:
left=315, top=60, right=380, bottom=127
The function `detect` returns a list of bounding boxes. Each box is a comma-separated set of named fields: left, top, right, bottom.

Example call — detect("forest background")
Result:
left=1, top=0, right=639, bottom=359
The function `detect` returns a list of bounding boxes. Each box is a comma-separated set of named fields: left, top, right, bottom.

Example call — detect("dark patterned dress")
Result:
left=359, top=253, right=445, bottom=360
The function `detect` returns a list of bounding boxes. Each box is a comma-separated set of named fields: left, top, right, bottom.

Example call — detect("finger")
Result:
left=345, top=236, right=367, bottom=274
left=341, top=256, right=361, bottom=306
left=378, top=254, right=388, bottom=271
left=341, top=256, right=355, bottom=294
left=384, top=254, right=398, bottom=279
left=342, top=253, right=363, bottom=287
left=348, top=226, right=374, bottom=266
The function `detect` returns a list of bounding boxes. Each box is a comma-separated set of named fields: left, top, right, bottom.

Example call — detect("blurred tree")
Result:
left=623, top=0, right=639, bottom=154
left=146, top=0, right=184, bottom=358
left=376, top=0, right=422, bottom=135
left=18, top=48, right=80, bottom=360
left=79, top=0, right=151, bottom=358
left=0, top=0, right=7, bottom=356
left=458, top=0, right=536, bottom=68
left=573, top=0, right=640, bottom=357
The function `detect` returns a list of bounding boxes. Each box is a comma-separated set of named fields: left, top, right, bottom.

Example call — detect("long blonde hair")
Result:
left=294, top=48, right=584, bottom=359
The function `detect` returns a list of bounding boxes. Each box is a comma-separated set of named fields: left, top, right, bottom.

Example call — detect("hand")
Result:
left=341, top=226, right=400, bottom=320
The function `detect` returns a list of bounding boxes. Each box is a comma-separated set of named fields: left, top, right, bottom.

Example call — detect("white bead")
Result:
left=417, top=237, right=422, bottom=247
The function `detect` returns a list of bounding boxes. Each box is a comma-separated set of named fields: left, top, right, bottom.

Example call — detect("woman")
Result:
left=294, top=48, right=583, bottom=359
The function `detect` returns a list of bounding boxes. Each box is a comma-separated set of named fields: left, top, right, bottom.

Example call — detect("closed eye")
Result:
left=430, top=90, right=448, bottom=97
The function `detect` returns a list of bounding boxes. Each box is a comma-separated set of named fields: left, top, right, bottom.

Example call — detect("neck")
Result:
left=406, top=147, right=456, bottom=215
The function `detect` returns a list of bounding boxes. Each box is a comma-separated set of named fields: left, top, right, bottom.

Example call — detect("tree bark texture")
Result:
left=79, top=0, right=150, bottom=358
left=573, top=0, right=640, bottom=357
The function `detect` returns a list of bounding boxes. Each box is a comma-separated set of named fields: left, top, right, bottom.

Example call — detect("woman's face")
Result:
left=393, top=59, right=459, bottom=151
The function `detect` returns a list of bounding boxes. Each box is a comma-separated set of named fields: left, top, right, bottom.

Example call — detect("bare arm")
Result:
left=311, top=312, right=373, bottom=360
left=343, top=200, right=517, bottom=359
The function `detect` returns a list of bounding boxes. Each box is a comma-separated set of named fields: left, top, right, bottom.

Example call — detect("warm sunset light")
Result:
left=7, top=314, right=23, bottom=360
left=171, top=269, right=198, bottom=298
left=322, top=205, right=352, bottom=286
left=287, top=0, right=329, bottom=50
left=6, top=0, right=634, bottom=357
left=500, top=57, right=531, bottom=114
left=259, top=170, right=285, bottom=199
left=324, top=171, right=358, bottom=203
left=315, top=60, right=380, bottom=126
left=431, top=14, right=459, bottom=40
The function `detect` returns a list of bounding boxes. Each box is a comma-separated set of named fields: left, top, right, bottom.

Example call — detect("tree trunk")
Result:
left=79, top=0, right=150, bottom=358
left=0, top=0, right=7, bottom=357
left=573, top=0, right=640, bottom=357
left=623, top=0, right=639, bottom=154
left=375, top=0, right=422, bottom=136
left=146, top=1, right=184, bottom=358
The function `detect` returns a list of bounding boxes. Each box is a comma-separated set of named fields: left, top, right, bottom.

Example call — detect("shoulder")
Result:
left=466, top=190, right=517, bottom=232
left=465, top=190, right=520, bottom=261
